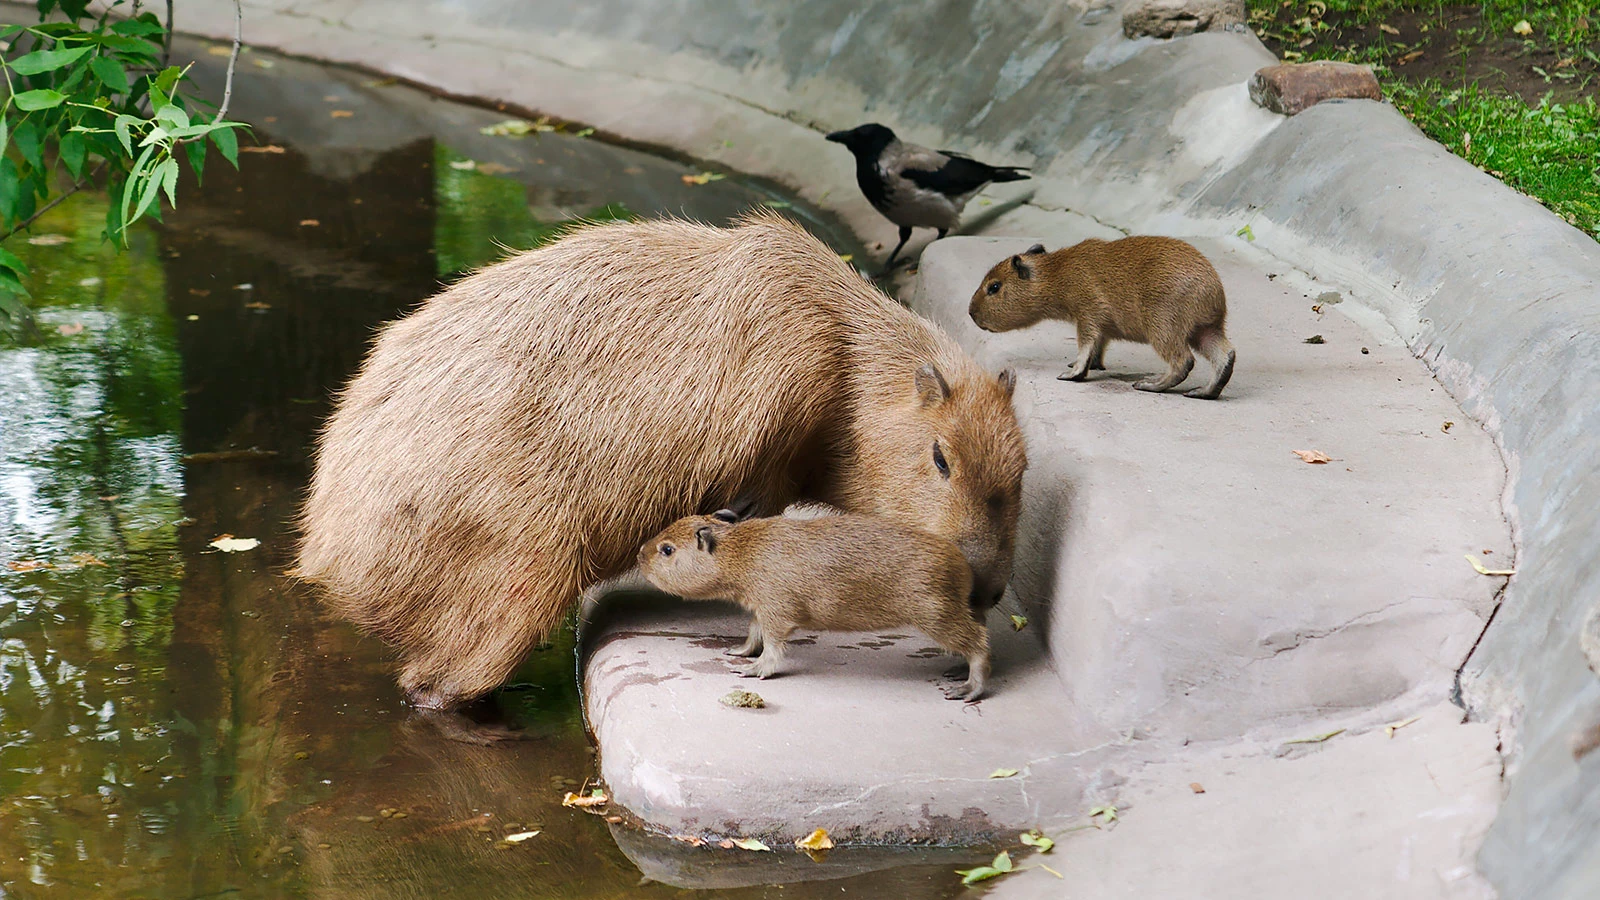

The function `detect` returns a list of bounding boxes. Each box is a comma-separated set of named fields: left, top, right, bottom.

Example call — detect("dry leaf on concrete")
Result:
left=795, top=828, right=834, bottom=851
left=1466, top=554, right=1515, bottom=576
left=1292, top=450, right=1332, bottom=464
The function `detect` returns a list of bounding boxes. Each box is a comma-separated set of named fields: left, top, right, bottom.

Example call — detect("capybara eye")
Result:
left=986, top=281, right=1001, bottom=295
left=659, top=544, right=674, bottom=557
left=932, top=442, right=950, bottom=478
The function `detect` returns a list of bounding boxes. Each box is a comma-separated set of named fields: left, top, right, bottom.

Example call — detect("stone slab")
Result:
left=1249, top=61, right=1382, bottom=115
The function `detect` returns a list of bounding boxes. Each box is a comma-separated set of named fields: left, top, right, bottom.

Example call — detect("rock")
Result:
left=1249, top=62, right=1381, bottom=116
left=1122, top=0, right=1247, bottom=39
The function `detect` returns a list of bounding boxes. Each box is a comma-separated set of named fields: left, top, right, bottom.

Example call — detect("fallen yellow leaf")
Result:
left=561, top=790, right=608, bottom=808
left=1285, top=728, right=1344, bottom=745
left=207, top=45, right=233, bottom=56
left=1378, top=23, right=1400, bottom=35
left=330, top=110, right=354, bottom=119
left=502, top=830, right=540, bottom=843
left=1292, top=449, right=1331, bottom=464
left=795, top=828, right=834, bottom=851
left=1466, top=554, right=1515, bottom=576
left=989, top=768, right=1019, bottom=779
left=6, top=560, right=52, bottom=572
left=1011, top=614, right=1028, bottom=631
left=208, top=536, right=260, bottom=553
left=1384, top=715, right=1421, bottom=738
left=732, top=837, right=771, bottom=851
left=299, top=219, right=320, bottom=227
left=681, top=171, right=725, bottom=185
left=70, top=553, right=107, bottom=567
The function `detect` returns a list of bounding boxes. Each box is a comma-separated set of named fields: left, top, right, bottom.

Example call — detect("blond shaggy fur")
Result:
left=298, top=212, right=1027, bottom=708
left=969, top=237, right=1236, bottom=399
left=639, top=513, right=989, bottom=699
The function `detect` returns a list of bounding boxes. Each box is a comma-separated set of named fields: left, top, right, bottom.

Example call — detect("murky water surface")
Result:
left=0, top=44, right=981, bottom=899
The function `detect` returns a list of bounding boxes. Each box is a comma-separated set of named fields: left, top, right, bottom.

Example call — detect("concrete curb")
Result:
left=169, top=1, right=1600, bottom=895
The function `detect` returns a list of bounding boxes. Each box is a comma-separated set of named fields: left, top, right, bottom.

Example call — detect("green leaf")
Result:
left=6, top=46, right=92, bottom=76
left=130, top=160, right=167, bottom=226
left=210, top=124, right=239, bottom=168
left=955, top=852, right=1014, bottom=885
left=730, top=837, right=771, bottom=852
left=0, top=158, right=19, bottom=226
left=11, top=89, right=67, bottom=111
left=988, top=768, right=1019, bottom=779
left=1019, top=831, right=1055, bottom=853
left=0, top=118, right=8, bottom=159
left=89, top=56, right=131, bottom=93
left=12, top=120, right=42, bottom=171
left=110, top=16, right=167, bottom=37
left=118, top=143, right=157, bottom=239
left=0, top=244, right=27, bottom=278
left=1088, top=804, right=1118, bottom=823
left=58, top=129, right=86, bottom=178
left=151, top=65, right=182, bottom=103
left=138, top=125, right=170, bottom=148
left=158, top=157, right=179, bottom=207
left=113, top=114, right=138, bottom=155
left=154, top=103, right=190, bottom=129
left=184, top=138, right=207, bottom=186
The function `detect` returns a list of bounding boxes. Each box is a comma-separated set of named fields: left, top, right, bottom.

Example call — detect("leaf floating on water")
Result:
left=573, top=127, right=595, bottom=138
left=763, top=200, right=793, bottom=208
left=330, top=110, right=354, bottom=119
left=253, top=59, right=275, bottom=69
left=988, top=768, right=1019, bottom=779
left=6, top=560, right=53, bottom=572
left=956, top=850, right=1014, bottom=885
left=28, top=233, right=70, bottom=245
left=1019, top=830, right=1054, bottom=853
left=1466, top=554, right=1515, bottom=576
left=795, top=828, right=834, bottom=851
left=208, top=535, right=261, bottom=553
left=57, top=322, right=85, bottom=335
left=69, top=553, right=107, bottom=567
left=475, top=162, right=517, bottom=176
left=448, top=159, right=477, bottom=171
left=1292, top=449, right=1331, bottom=464
left=732, top=837, right=771, bottom=852
left=561, top=790, right=608, bottom=808
left=502, top=830, right=540, bottom=843
left=207, top=45, right=233, bottom=56
left=299, top=218, right=321, bottom=227
left=1285, top=728, right=1344, bottom=745
left=720, top=689, right=766, bottom=709
left=1011, top=614, right=1028, bottom=632
left=1384, top=715, right=1421, bottom=738
left=245, top=301, right=272, bottom=310
left=362, top=76, right=398, bottom=87
left=681, top=171, right=725, bottom=185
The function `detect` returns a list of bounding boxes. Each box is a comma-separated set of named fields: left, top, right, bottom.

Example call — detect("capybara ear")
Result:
left=998, top=367, right=1017, bottom=397
left=711, top=508, right=741, bottom=524
left=1025, top=243, right=1046, bottom=255
left=694, top=525, right=718, bottom=553
left=1009, top=255, right=1032, bottom=280
left=914, top=363, right=952, bottom=406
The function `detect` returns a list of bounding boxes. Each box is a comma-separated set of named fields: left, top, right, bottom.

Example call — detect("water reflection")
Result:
left=0, top=41, right=971, bottom=900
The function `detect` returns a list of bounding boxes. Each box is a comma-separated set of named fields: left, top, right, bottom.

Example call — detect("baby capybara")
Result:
left=639, top=513, right=990, bottom=700
left=969, top=237, right=1236, bottom=399
left=299, top=213, right=1027, bottom=709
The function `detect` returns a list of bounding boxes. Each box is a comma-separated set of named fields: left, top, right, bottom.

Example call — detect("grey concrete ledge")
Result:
left=172, top=1, right=1600, bottom=896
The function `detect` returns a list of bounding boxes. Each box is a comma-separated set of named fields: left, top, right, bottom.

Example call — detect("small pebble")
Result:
left=317, top=843, right=332, bottom=850
left=356, top=815, right=376, bottom=823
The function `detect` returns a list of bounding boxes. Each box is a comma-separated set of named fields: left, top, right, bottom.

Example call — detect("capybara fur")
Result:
left=639, top=513, right=990, bottom=700
left=969, top=237, right=1236, bottom=399
left=298, top=212, right=1027, bottom=709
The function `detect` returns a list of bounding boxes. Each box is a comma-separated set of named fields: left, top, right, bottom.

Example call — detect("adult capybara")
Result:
left=298, top=212, right=1028, bottom=709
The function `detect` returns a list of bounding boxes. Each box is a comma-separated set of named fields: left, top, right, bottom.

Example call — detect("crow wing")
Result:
left=894, top=145, right=1028, bottom=197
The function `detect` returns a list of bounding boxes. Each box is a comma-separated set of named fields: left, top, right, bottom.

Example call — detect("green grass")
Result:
left=1390, top=83, right=1600, bottom=235
left=1248, top=0, right=1600, bottom=240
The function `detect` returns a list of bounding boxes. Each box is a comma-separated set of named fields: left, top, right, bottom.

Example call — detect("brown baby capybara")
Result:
left=298, top=212, right=1028, bottom=710
left=638, top=513, right=990, bottom=699
left=968, top=237, right=1236, bottom=399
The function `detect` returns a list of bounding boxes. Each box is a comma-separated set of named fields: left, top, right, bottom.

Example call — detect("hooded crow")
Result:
left=826, top=122, right=1029, bottom=269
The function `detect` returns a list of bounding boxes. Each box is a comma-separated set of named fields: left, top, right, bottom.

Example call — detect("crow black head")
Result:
left=825, top=122, right=896, bottom=159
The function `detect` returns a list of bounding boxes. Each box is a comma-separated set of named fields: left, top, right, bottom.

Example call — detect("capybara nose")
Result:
left=970, top=576, right=1007, bottom=611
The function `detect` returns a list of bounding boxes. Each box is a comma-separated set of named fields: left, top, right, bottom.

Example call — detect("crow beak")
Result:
left=825, top=130, right=849, bottom=144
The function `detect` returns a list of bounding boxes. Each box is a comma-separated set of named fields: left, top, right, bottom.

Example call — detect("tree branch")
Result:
left=215, top=0, right=242, bottom=122
left=162, top=0, right=173, bottom=67
left=0, top=162, right=108, bottom=243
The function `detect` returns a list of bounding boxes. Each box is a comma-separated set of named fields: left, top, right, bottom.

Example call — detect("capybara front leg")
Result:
left=740, top=619, right=791, bottom=679
left=727, top=618, right=764, bottom=657
left=1060, top=325, right=1103, bottom=382
left=934, top=617, right=991, bottom=701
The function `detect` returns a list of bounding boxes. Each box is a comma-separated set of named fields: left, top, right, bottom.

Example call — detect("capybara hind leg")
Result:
left=727, top=618, right=763, bottom=657
left=413, top=706, right=532, bottom=745
left=1135, top=339, right=1194, bottom=393
left=1088, top=339, right=1108, bottom=371
left=1185, top=328, right=1236, bottom=400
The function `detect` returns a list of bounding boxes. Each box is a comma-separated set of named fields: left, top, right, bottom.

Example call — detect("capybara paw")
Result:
left=1133, top=379, right=1166, bottom=392
left=725, top=647, right=760, bottom=658
left=942, top=681, right=983, bottom=701
left=1183, top=386, right=1219, bottom=400
left=740, top=660, right=781, bottom=679
left=1058, top=370, right=1088, bottom=382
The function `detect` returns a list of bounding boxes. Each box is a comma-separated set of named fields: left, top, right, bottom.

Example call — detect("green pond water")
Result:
left=0, top=43, right=982, bottom=900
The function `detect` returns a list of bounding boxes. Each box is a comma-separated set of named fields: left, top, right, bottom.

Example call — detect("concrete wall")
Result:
left=184, top=0, right=1600, bottom=894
